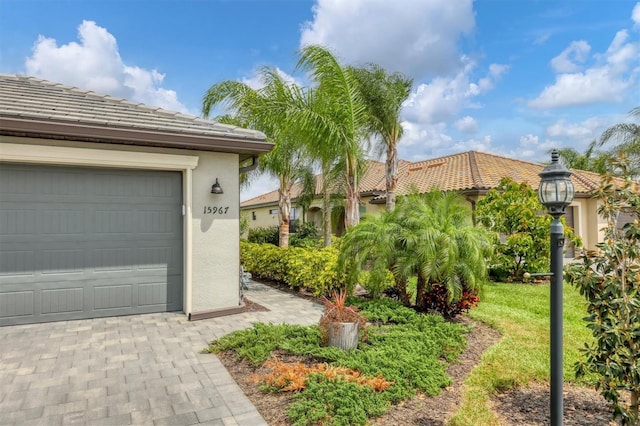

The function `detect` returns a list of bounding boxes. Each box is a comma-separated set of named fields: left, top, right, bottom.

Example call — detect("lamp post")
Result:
left=538, top=149, right=575, bottom=426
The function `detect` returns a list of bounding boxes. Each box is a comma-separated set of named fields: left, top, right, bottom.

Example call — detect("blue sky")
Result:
left=1, top=0, right=638, bottom=200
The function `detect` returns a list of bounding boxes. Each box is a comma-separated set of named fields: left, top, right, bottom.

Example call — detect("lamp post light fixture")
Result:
left=538, top=149, right=574, bottom=426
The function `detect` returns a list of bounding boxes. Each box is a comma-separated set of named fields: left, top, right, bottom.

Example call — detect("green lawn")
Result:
left=449, top=282, right=595, bottom=425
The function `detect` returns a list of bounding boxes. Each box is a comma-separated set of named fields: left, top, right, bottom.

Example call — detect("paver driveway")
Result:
left=0, top=281, right=323, bottom=425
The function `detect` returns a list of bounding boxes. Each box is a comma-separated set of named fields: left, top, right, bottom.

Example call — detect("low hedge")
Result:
left=240, top=240, right=343, bottom=296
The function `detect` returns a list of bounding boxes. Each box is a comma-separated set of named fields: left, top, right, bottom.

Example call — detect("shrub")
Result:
left=418, top=285, right=480, bottom=318
left=476, top=177, right=581, bottom=282
left=240, top=240, right=343, bottom=296
left=290, top=220, right=319, bottom=248
left=248, top=226, right=279, bottom=246
left=566, top=159, right=639, bottom=424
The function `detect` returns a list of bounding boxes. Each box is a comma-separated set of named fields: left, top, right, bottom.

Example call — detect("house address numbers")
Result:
left=203, top=206, right=230, bottom=215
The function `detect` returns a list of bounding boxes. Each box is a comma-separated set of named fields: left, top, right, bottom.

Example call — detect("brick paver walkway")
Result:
left=0, top=280, right=322, bottom=425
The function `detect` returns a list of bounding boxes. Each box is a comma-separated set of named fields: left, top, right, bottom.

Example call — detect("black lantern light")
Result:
left=211, top=178, right=224, bottom=194
left=538, top=150, right=574, bottom=217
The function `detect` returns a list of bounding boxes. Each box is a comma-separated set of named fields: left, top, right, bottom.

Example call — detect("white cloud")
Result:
left=402, top=58, right=507, bottom=124
left=241, top=67, right=300, bottom=90
left=550, top=40, right=590, bottom=73
left=633, top=2, right=640, bottom=28
left=300, top=0, right=475, bottom=79
left=546, top=117, right=608, bottom=142
left=529, top=29, right=639, bottom=109
left=454, top=116, right=478, bottom=133
left=25, top=20, right=190, bottom=114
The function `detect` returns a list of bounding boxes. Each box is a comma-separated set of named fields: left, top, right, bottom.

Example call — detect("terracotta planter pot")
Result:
left=327, top=322, right=359, bottom=351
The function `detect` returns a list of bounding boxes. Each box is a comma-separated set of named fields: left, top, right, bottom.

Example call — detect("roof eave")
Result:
left=0, top=116, right=273, bottom=158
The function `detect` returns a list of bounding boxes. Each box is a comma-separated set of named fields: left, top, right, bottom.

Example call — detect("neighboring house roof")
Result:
left=241, top=150, right=604, bottom=208
left=0, top=74, right=272, bottom=161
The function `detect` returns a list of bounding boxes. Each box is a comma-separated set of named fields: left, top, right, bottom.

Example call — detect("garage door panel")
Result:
left=0, top=291, right=34, bottom=318
left=0, top=164, right=183, bottom=326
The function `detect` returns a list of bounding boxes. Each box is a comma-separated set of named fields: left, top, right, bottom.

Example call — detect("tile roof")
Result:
left=241, top=150, right=604, bottom=207
left=0, top=74, right=270, bottom=155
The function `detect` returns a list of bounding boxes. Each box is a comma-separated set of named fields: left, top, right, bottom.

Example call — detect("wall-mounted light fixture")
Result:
left=211, top=178, right=223, bottom=194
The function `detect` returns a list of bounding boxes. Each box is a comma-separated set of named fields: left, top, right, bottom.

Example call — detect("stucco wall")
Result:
left=190, top=151, right=240, bottom=312
left=242, top=204, right=280, bottom=230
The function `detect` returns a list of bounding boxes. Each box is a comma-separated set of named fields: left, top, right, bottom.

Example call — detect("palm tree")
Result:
left=351, top=64, right=413, bottom=211
left=202, top=68, right=313, bottom=247
left=556, top=142, right=608, bottom=174
left=293, top=45, right=371, bottom=230
left=340, top=190, right=491, bottom=307
left=598, top=106, right=640, bottom=177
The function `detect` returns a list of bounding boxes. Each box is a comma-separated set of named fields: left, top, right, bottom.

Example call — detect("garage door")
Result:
left=0, top=164, right=183, bottom=326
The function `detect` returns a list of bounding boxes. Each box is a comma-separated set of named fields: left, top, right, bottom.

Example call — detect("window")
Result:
left=252, top=211, right=256, bottom=220
left=269, top=208, right=278, bottom=215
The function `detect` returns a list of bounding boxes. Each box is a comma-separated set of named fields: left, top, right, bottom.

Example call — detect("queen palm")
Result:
left=202, top=68, right=312, bottom=247
left=293, top=45, right=370, bottom=230
left=351, top=64, right=413, bottom=211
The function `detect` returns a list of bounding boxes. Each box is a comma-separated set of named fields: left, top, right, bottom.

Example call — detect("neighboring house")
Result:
left=0, top=74, right=272, bottom=326
left=240, top=150, right=612, bottom=253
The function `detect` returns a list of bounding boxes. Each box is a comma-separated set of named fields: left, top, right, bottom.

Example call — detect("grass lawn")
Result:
left=449, top=282, right=594, bottom=425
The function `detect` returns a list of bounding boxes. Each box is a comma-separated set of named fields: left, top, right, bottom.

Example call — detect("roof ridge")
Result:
left=467, top=151, right=487, bottom=188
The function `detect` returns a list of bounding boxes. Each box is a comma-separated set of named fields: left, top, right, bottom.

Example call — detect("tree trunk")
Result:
left=278, top=187, right=291, bottom=248
left=386, top=143, right=398, bottom=212
left=415, top=274, right=427, bottom=310
left=344, top=160, right=360, bottom=229
left=323, top=184, right=332, bottom=247
left=395, top=277, right=411, bottom=306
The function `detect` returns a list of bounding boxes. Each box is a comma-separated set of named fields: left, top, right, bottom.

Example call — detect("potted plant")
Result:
left=318, top=290, right=367, bottom=350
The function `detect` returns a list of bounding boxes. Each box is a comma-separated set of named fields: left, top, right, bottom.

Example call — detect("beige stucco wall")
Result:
left=242, top=204, right=280, bottom=230
left=190, top=151, right=240, bottom=312
left=0, top=136, right=244, bottom=317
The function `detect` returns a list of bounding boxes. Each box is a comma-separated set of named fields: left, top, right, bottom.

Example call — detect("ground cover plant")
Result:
left=449, top=282, right=597, bottom=425
left=206, top=298, right=468, bottom=425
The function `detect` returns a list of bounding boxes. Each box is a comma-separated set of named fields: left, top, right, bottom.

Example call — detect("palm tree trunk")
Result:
left=278, top=187, right=291, bottom=248
left=415, top=274, right=427, bottom=310
left=395, top=276, right=411, bottom=306
left=386, top=142, right=398, bottom=211
left=323, top=184, right=332, bottom=247
left=344, top=159, right=360, bottom=229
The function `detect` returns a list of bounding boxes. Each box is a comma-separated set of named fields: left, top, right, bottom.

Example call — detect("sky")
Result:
left=1, top=0, right=639, bottom=201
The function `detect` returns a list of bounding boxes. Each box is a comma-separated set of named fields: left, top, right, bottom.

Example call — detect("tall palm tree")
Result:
left=293, top=45, right=371, bottom=230
left=351, top=64, right=413, bottom=211
left=202, top=68, right=312, bottom=247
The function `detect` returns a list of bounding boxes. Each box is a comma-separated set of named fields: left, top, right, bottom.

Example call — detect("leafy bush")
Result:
left=290, top=221, right=319, bottom=247
left=476, top=177, right=581, bottom=282
left=247, top=225, right=279, bottom=246
left=418, top=285, right=480, bottom=318
left=240, top=240, right=343, bottom=296
left=566, top=160, right=639, bottom=424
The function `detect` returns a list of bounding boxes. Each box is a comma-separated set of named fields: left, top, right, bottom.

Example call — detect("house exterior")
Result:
left=240, top=151, right=610, bottom=253
left=0, top=74, right=272, bottom=326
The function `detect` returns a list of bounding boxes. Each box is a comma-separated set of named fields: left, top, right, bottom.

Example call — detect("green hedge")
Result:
left=240, top=241, right=343, bottom=296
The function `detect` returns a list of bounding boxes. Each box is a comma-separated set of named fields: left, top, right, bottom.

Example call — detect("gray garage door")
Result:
left=0, top=164, right=183, bottom=326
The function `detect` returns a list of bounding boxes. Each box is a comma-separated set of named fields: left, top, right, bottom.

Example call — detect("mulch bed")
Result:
left=221, top=282, right=618, bottom=425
